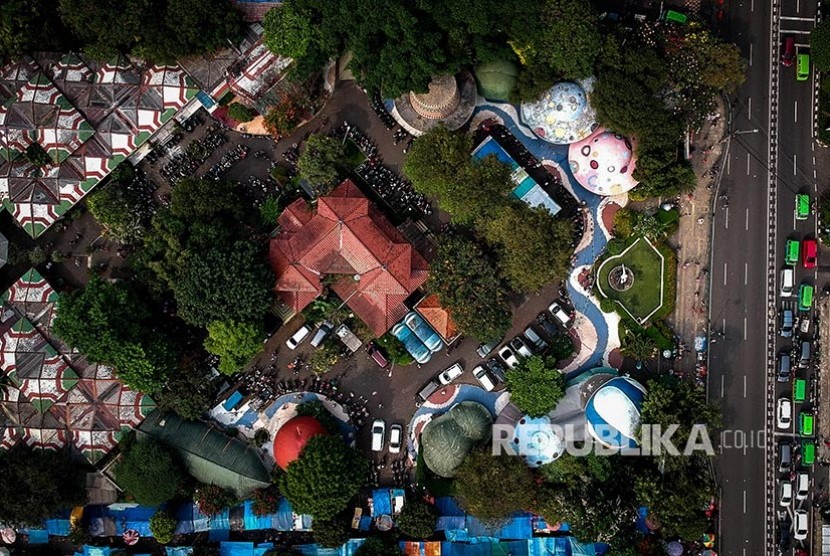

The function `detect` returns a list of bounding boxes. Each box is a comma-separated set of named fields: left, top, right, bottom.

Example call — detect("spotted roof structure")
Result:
left=0, top=55, right=199, bottom=237
left=269, top=180, right=429, bottom=336
left=0, top=270, right=155, bottom=463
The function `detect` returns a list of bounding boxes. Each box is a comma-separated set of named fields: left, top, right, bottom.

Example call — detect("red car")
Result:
left=802, top=238, right=817, bottom=268
left=366, top=342, right=389, bottom=368
left=782, top=36, right=795, bottom=67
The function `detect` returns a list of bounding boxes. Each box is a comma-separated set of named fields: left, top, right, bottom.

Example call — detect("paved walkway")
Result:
left=668, top=98, right=728, bottom=373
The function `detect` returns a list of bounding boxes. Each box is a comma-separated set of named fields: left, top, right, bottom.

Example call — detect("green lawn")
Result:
left=596, top=237, right=665, bottom=324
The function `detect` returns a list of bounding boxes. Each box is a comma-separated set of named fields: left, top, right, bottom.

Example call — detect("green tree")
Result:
left=87, top=170, right=155, bottom=243
left=396, top=498, right=437, bottom=539
left=313, top=513, right=351, bottom=548
left=297, top=134, right=347, bottom=191
left=508, top=0, right=602, bottom=80
left=0, top=445, right=85, bottom=527
left=195, top=484, right=235, bottom=516
left=53, top=277, right=175, bottom=392
left=145, top=0, right=242, bottom=62
left=279, top=435, right=368, bottom=521
left=505, top=356, right=565, bottom=417
left=114, top=438, right=185, bottom=505
left=173, top=241, right=273, bottom=327
left=483, top=203, right=574, bottom=292
left=426, top=233, right=511, bottom=343
left=549, top=332, right=574, bottom=361
left=355, top=538, right=404, bottom=556
left=454, top=447, right=535, bottom=519
left=813, top=20, right=830, bottom=72
left=0, top=0, right=73, bottom=60
left=228, top=103, right=256, bottom=123
left=150, top=510, right=178, bottom=544
left=204, top=320, right=263, bottom=375
left=262, top=0, right=340, bottom=76
left=156, top=361, right=218, bottom=420
left=539, top=452, right=612, bottom=484
left=58, top=0, right=157, bottom=59
left=620, top=329, right=657, bottom=362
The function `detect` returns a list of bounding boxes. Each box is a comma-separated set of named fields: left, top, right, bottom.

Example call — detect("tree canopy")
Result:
left=156, top=360, right=218, bottom=420
left=427, top=233, right=511, bottom=343
left=505, top=356, right=566, bottom=417
left=53, top=277, right=176, bottom=392
left=279, top=435, right=368, bottom=521
left=297, top=134, right=347, bottom=191
left=114, top=437, right=185, bottom=505
left=454, top=447, right=535, bottom=519
left=204, top=320, right=263, bottom=375
left=396, top=498, right=438, bottom=539
left=354, top=538, right=404, bottom=556
left=813, top=20, right=830, bottom=72
left=0, top=445, right=85, bottom=527
left=150, top=510, right=178, bottom=544
left=0, top=0, right=73, bottom=61
left=87, top=166, right=155, bottom=244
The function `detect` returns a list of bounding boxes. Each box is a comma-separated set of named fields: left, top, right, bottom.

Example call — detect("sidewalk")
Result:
left=668, top=97, right=727, bottom=373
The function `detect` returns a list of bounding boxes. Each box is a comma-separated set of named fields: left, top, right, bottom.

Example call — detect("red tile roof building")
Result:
left=269, top=180, right=429, bottom=336
left=415, top=294, right=459, bottom=344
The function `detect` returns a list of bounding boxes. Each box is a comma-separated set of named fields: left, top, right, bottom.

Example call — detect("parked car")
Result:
left=548, top=301, right=572, bottom=327
left=777, top=352, right=792, bottom=382
left=366, top=342, right=389, bottom=368
left=794, top=509, right=809, bottom=541
left=779, top=309, right=794, bottom=337
left=776, top=397, right=792, bottom=430
left=782, top=36, right=796, bottom=67
left=779, top=442, right=792, bottom=473
left=310, top=320, right=333, bottom=348
left=416, top=380, right=440, bottom=402
left=498, top=345, right=520, bottom=368
left=472, top=365, right=496, bottom=391
left=536, top=313, right=559, bottom=338
left=286, top=325, right=312, bottom=350
left=510, top=336, right=533, bottom=358
left=796, top=472, right=809, bottom=500
left=476, top=338, right=502, bottom=359
left=523, top=326, right=549, bottom=352
left=780, top=481, right=793, bottom=507
left=388, top=424, right=403, bottom=454
left=781, top=268, right=794, bottom=298
left=802, top=238, right=817, bottom=269
left=486, top=358, right=507, bottom=383
left=371, top=419, right=386, bottom=452
left=438, top=363, right=464, bottom=385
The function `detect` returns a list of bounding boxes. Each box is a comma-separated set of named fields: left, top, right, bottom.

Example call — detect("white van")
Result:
left=286, top=324, right=312, bottom=350
left=781, top=268, right=794, bottom=297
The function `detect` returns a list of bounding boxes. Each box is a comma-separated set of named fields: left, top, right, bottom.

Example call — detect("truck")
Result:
left=335, top=324, right=363, bottom=353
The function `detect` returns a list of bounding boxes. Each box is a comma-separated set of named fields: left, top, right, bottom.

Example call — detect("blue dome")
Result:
left=584, top=376, right=646, bottom=449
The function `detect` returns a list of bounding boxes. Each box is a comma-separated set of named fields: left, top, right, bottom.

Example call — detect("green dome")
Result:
left=421, top=402, right=493, bottom=478
left=475, top=59, right=519, bottom=101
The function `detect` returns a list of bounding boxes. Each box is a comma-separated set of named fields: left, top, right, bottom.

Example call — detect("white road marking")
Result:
left=745, top=208, right=750, bottom=230
left=795, top=100, right=798, bottom=122
left=745, top=262, right=748, bottom=285
left=743, top=374, right=747, bottom=397
left=722, top=317, right=726, bottom=332
left=780, top=15, right=813, bottom=20
left=747, top=153, right=751, bottom=174
left=752, top=0, right=755, bottom=11
left=797, top=0, right=800, bottom=11
left=727, top=154, right=732, bottom=175
left=721, top=374, right=725, bottom=397
left=749, top=43, right=753, bottom=66
left=724, top=262, right=728, bottom=286
left=794, top=154, right=797, bottom=175
left=743, top=490, right=747, bottom=513
left=743, top=317, right=747, bottom=341
left=748, top=97, right=752, bottom=119
left=725, top=206, right=730, bottom=229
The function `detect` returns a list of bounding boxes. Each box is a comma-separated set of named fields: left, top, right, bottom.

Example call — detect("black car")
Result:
left=535, top=312, right=559, bottom=338
left=486, top=358, right=506, bottom=383
left=778, top=515, right=791, bottom=550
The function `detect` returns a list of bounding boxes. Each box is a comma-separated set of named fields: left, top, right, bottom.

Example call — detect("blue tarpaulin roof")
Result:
left=175, top=503, right=211, bottom=534
left=166, top=548, right=194, bottom=556
left=86, top=504, right=156, bottom=537
left=371, top=489, right=392, bottom=516
left=219, top=542, right=274, bottom=556
left=223, top=391, right=244, bottom=411
left=74, top=546, right=112, bottom=556
left=27, top=529, right=49, bottom=544
left=434, top=538, right=597, bottom=556
left=295, top=539, right=366, bottom=556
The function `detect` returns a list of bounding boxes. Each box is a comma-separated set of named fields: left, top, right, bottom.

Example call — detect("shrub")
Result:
left=396, top=498, right=437, bottom=539
left=150, top=510, right=178, bottom=544
left=228, top=103, right=256, bottom=123
left=313, top=514, right=351, bottom=547
left=254, top=428, right=270, bottom=446
left=252, top=484, right=281, bottom=516
left=114, top=438, right=184, bottom=505
left=599, top=297, right=616, bottom=314
left=375, top=333, right=414, bottom=366
left=194, top=484, right=235, bottom=516
left=605, top=238, right=627, bottom=256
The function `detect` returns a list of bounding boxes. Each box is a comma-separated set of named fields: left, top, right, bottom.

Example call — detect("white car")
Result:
left=371, top=419, right=386, bottom=452
left=796, top=472, right=809, bottom=500
left=510, top=337, right=533, bottom=358
left=779, top=481, right=793, bottom=507
left=794, top=509, right=809, bottom=541
left=498, top=345, right=520, bottom=368
left=472, top=365, right=496, bottom=391
left=438, top=363, right=464, bottom=385
left=548, top=301, right=572, bottom=326
left=286, top=324, right=312, bottom=349
left=776, top=397, right=793, bottom=430
left=388, top=424, right=403, bottom=454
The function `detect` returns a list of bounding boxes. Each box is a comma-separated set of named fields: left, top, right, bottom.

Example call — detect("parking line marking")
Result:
left=724, top=262, right=728, bottom=286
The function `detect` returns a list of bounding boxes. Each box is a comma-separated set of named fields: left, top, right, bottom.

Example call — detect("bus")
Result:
left=794, top=378, right=807, bottom=403
left=799, top=412, right=814, bottom=436
left=802, top=440, right=816, bottom=466
left=796, top=194, right=811, bottom=220
left=798, top=283, right=814, bottom=312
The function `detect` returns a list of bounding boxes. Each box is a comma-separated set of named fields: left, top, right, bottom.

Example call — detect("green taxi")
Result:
left=786, top=240, right=800, bottom=266
left=799, top=283, right=814, bottom=312
left=796, top=194, right=811, bottom=220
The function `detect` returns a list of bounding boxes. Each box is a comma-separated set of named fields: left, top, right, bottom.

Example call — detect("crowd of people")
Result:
left=154, top=128, right=227, bottom=185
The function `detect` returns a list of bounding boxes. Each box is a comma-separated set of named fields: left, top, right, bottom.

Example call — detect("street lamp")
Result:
left=718, top=128, right=760, bottom=144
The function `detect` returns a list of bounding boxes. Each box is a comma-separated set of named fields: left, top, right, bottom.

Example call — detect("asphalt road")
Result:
left=710, top=0, right=823, bottom=554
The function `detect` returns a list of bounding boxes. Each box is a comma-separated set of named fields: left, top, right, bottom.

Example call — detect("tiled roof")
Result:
left=0, top=270, right=155, bottom=463
left=269, top=180, right=428, bottom=336
left=415, top=294, right=459, bottom=343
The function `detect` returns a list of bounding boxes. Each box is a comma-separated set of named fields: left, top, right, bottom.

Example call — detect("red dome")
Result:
left=273, top=416, right=328, bottom=470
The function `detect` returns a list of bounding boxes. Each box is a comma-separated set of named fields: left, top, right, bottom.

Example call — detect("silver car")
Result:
left=472, top=365, right=495, bottom=391
left=498, top=345, right=520, bottom=368
left=510, top=337, right=533, bottom=358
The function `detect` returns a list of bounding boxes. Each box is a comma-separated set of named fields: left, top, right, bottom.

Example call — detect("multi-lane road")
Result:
left=710, top=0, right=828, bottom=554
